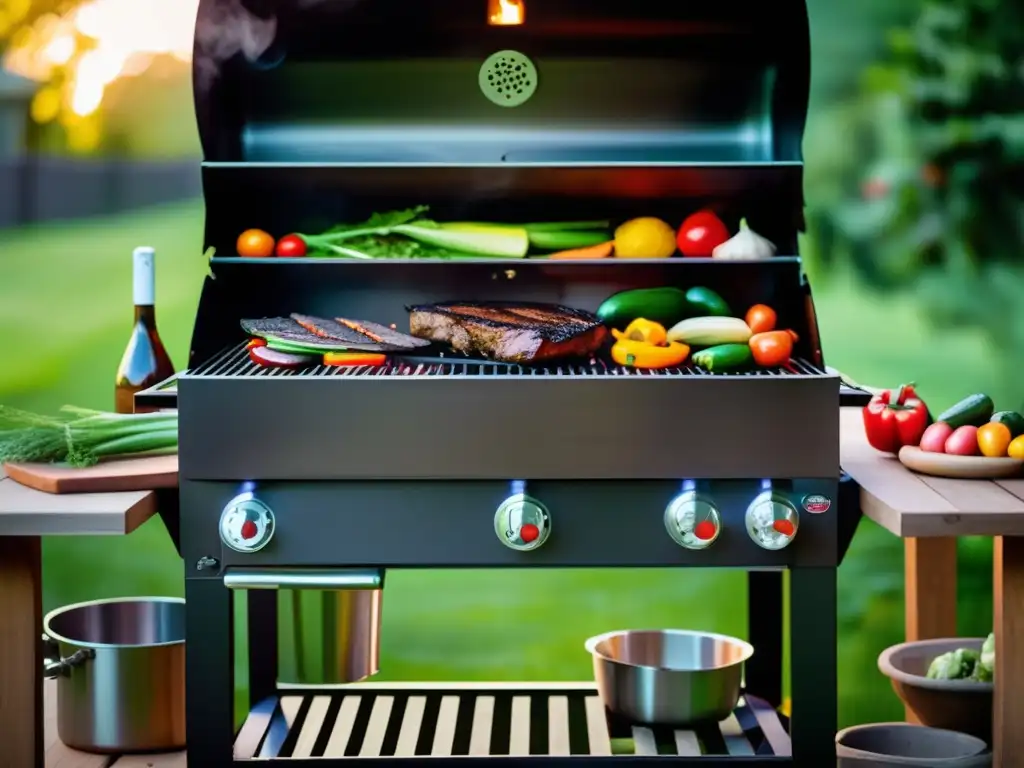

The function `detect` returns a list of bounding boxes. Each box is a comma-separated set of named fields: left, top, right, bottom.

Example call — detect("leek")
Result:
left=0, top=405, right=178, bottom=468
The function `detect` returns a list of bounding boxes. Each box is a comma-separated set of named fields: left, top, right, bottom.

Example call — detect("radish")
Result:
left=920, top=422, right=954, bottom=453
left=944, top=425, right=980, bottom=456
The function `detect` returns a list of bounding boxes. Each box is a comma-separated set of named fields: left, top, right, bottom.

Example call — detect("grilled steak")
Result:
left=242, top=318, right=403, bottom=353
left=408, top=302, right=608, bottom=363
left=292, top=314, right=429, bottom=350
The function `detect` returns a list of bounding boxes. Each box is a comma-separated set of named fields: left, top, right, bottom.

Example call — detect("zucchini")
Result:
left=684, top=286, right=732, bottom=318
left=936, top=393, right=995, bottom=429
left=692, top=344, right=753, bottom=372
left=667, top=317, right=752, bottom=346
left=528, top=230, right=611, bottom=251
left=991, top=411, right=1024, bottom=438
left=597, top=287, right=690, bottom=328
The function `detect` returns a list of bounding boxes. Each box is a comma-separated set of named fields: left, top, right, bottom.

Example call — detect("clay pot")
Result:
left=877, top=638, right=991, bottom=742
left=836, top=722, right=990, bottom=767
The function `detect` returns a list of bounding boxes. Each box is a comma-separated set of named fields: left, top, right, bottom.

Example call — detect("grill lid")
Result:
left=193, top=0, right=811, bottom=164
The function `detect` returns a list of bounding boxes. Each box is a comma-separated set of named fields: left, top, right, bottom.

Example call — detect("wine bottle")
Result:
left=114, top=246, right=176, bottom=414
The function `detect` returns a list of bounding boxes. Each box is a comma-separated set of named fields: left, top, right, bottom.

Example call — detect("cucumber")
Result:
left=597, top=287, right=690, bottom=328
left=685, top=286, right=732, bottom=318
left=991, top=411, right=1024, bottom=438
left=692, top=344, right=753, bottom=372
left=937, top=393, right=995, bottom=429
left=667, top=317, right=752, bottom=346
left=528, top=230, right=611, bottom=251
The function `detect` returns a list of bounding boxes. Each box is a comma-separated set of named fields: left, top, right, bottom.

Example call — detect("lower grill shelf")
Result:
left=235, top=683, right=791, bottom=762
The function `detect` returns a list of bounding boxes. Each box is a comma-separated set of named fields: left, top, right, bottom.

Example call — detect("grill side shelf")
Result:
left=235, top=684, right=790, bottom=761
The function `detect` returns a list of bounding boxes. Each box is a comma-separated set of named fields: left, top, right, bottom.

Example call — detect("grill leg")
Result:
left=248, top=590, right=278, bottom=705
left=186, top=576, right=235, bottom=765
left=746, top=570, right=783, bottom=706
left=789, top=566, right=838, bottom=764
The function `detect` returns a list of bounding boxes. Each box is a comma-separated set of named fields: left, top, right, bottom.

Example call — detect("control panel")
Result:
left=206, top=478, right=838, bottom=567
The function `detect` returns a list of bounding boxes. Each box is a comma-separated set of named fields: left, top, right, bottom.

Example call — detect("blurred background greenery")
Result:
left=0, top=0, right=1018, bottom=730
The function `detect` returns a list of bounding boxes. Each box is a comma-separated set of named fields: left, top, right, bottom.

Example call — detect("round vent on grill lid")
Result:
left=479, top=50, right=538, bottom=107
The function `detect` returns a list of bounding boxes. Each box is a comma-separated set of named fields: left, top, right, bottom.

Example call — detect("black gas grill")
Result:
left=149, top=0, right=867, bottom=764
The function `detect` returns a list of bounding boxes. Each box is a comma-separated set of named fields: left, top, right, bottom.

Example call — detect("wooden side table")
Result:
left=840, top=408, right=1024, bottom=767
left=0, top=467, right=165, bottom=768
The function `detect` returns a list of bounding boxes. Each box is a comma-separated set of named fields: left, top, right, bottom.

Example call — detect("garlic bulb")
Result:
left=711, top=219, right=776, bottom=260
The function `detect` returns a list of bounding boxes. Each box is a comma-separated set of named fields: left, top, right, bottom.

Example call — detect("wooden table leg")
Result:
left=903, top=537, right=957, bottom=723
left=994, top=536, right=1024, bottom=767
left=0, top=535, right=43, bottom=768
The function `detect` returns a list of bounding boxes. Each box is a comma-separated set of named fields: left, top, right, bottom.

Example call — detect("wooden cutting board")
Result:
left=898, top=445, right=1023, bottom=480
left=3, top=454, right=179, bottom=494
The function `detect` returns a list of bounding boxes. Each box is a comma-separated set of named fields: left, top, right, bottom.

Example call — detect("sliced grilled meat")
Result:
left=241, top=317, right=401, bottom=353
left=335, top=317, right=430, bottom=349
left=293, top=314, right=429, bottom=350
left=408, top=301, right=608, bottom=363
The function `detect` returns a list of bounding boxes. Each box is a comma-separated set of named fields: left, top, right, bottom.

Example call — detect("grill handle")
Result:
left=223, top=568, right=383, bottom=591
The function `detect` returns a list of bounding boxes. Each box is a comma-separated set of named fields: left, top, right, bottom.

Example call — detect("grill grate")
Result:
left=235, top=683, right=791, bottom=760
left=190, top=343, right=828, bottom=380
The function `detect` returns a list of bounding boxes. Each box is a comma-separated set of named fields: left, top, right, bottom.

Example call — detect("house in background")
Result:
left=0, top=69, right=36, bottom=227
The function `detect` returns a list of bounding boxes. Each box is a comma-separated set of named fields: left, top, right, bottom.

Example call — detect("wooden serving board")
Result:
left=3, top=454, right=178, bottom=494
left=898, top=445, right=1023, bottom=480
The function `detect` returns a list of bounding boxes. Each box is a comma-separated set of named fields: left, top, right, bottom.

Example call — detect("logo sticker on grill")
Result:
left=801, top=494, right=832, bottom=514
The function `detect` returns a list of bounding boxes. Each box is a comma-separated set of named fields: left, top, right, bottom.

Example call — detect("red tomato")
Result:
left=677, top=211, right=730, bottom=258
left=275, top=234, right=308, bottom=258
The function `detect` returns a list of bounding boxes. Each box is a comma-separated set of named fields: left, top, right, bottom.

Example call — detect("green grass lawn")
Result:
left=0, top=200, right=1001, bottom=728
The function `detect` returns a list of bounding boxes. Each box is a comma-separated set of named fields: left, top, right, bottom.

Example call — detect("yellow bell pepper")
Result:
left=610, top=318, right=668, bottom=345
left=611, top=338, right=691, bottom=369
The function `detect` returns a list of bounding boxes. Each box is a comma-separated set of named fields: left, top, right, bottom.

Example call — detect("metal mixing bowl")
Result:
left=585, top=629, right=754, bottom=726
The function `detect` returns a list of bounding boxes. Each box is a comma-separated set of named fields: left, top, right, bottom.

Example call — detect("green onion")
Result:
left=0, top=405, right=178, bottom=468
left=518, top=220, right=610, bottom=232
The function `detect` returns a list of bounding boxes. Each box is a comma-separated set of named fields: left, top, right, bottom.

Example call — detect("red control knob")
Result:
left=520, top=523, right=540, bottom=543
left=240, top=520, right=258, bottom=541
left=693, top=520, right=717, bottom=541
left=772, top=519, right=795, bottom=537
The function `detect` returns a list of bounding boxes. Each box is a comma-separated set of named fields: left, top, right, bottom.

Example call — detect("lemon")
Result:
left=1009, top=434, right=1024, bottom=460
left=614, top=217, right=677, bottom=259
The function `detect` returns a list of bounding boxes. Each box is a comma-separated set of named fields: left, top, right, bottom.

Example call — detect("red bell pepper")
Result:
left=862, top=383, right=931, bottom=454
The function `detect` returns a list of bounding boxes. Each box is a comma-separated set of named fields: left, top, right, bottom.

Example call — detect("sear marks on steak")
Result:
left=334, top=317, right=430, bottom=349
left=292, top=314, right=428, bottom=349
left=242, top=317, right=404, bottom=352
left=408, top=301, right=608, bottom=363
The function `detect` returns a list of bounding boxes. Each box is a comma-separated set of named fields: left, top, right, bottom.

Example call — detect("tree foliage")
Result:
left=809, top=0, right=1024, bottom=393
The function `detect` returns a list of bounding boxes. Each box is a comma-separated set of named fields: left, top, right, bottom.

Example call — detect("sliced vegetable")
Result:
left=610, top=318, right=668, bottom=345
left=919, top=422, right=953, bottom=453
left=519, top=220, right=610, bottom=233
left=980, top=633, right=995, bottom=679
left=1009, top=435, right=1024, bottom=460
left=862, top=384, right=931, bottom=454
left=597, top=287, right=690, bottom=328
left=749, top=330, right=794, bottom=368
left=677, top=211, right=730, bottom=258
left=611, top=339, right=690, bottom=369
left=692, top=344, right=753, bottom=372
left=614, top=217, right=677, bottom=259
left=944, top=425, right=980, bottom=456
left=528, top=230, right=612, bottom=251
left=247, top=338, right=267, bottom=349
left=990, top=411, right=1024, bottom=438
left=301, top=208, right=530, bottom=259
left=0, top=405, right=178, bottom=467
left=237, top=229, right=275, bottom=258
left=667, top=317, right=752, bottom=347
left=275, top=234, right=308, bottom=257
left=936, top=393, right=994, bottom=429
left=544, top=241, right=614, bottom=260
left=249, top=345, right=319, bottom=369
left=978, top=422, right=1013, bottom=457
left=745, top=304, right=777, bottom=334
left=323, top=352, right=387, bottom=367
left=684, top=286, right=732, bottom=317
left=711, top=219, right=777, bottom=260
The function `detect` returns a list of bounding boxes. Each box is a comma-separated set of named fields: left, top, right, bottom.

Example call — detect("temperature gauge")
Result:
left=745, top=491, right=799, bottom=550
left=664, top=491, right=721, bottom=550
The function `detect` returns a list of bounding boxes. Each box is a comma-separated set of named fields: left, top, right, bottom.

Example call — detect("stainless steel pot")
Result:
left=585, top=629, right=753, bottom=726
left=43, top=597, right=185, bottom=753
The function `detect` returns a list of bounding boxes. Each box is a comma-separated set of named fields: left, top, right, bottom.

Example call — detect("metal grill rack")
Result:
left=191, top=342, right=830, bottom=380
left=236, top=684, right=790, bottom=763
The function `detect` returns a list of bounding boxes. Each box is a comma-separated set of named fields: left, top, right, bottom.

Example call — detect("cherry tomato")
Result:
left=275, top=234, right=308, bottom=258
left=749, top=330, right=794, bottom=368
left=237, top=229, right=275, bottom=258
left=745, top=304, right=777, bottom=335
left=677, top=211, right=730, bottom=258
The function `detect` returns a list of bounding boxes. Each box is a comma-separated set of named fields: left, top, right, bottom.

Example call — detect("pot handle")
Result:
left=42, top=633, right=95, bottom=679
